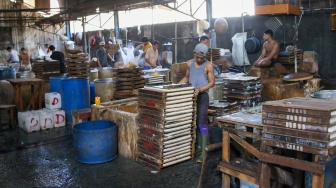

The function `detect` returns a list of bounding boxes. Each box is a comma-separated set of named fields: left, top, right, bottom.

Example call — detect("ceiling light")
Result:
left=10, top=0, right=16, bottom=3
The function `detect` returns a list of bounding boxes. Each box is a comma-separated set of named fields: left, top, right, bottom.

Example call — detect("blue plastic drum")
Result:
left=73, top=120, right=118, bottom=164
left=61, top=78, right=90, bottom=124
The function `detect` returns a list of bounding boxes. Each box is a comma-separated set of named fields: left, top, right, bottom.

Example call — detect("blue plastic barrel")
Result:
left=0, top=68, right=16, bottom=80
left=89, top=82, right=95, bottom=104
left=50, top=76, right=69, bottom=93
left=73, top=120, right=118, bottom=164
left=61, top=78, right=90, bottom=124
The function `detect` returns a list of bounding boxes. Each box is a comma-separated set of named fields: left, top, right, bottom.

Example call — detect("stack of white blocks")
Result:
left=18, top=92, right=66, bottom=133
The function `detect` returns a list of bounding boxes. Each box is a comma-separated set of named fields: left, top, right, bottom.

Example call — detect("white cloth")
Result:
left=231, top=32, right=250, bottom=66
left=9, top=50, right=19, bottom=62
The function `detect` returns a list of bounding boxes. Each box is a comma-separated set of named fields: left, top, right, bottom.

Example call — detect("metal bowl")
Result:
left=311, top=90, right=336, bottom=100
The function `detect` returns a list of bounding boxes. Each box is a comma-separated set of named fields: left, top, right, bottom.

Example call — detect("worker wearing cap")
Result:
left=134, top=36, right=152, bottom=67
left=179, top=43, right=215, bottom=163
left=134, top=36, right=152, bottom=55
left=96, top=41, right=112, bottom=68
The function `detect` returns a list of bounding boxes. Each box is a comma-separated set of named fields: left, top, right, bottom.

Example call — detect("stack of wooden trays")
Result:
left=208, top=101, right=241, bottom=116
left=65, top=53, right=90, bottom=78
left=223, top=76, right=262, bottom=109
left=277, top=49, right=302, bottom=64
left=143, top=75, right=166, bottom=84
left=262, top=97, right=336, bottom=158
left=32, top=60, right=61, bottom=81
left=113, top=67, right=145, bottom=99
left=206, top=48, right=221, bottom=61
left=136, top=84, right=196, bottom=170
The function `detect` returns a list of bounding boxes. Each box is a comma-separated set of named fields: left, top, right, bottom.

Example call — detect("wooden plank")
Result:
left=263, top=97, right=336, bottom=117
left=218, top=163, right=260, bottom=185
left=222, top=130, right=230, bottom=162
left=261, top=139, right=330, bottom=156
left=262, top=118, right=331, bottom=133
left=197, top=143, right=222, bottom=188
left=312, top=155, right=325, bottom=188
left=217, top=112, right=263, bottom=129
left=230, top=133, right=260, bottom=158
left=260, top=162, right=271, bottom=188
left=262, top=133, right=331, bottom=149
left=218, top=160, right=260, bottom=179
left=262, top=111, right=336, bottom=125
left=263, top=125, right=335, bottom=142
left=255, top=4, right=301, bottom=16
left=259, top=152, right=325, bottom=174
left=228, top=128, right=262, bottom=140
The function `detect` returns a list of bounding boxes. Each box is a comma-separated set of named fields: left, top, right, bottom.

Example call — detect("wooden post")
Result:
left=222, top=129, right=231, bottom=187
left=260, top=162, right=271, bottom=188
left=312, top=155, right=325, bottom=188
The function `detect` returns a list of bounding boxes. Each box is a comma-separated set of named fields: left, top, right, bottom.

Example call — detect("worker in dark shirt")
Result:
left=49, top=45, right=66, bottom=74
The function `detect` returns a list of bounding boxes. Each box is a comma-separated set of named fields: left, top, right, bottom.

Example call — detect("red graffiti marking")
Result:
left=52, top=98, right=59, bottom=105
left=55, top=114, right=65, bottom=124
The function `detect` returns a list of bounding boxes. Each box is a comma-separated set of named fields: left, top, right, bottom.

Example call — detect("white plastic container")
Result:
left=52, top=109, right=66, bottom=127
left=37, top=111, right=54, bottom=130
left=45, top=92, right=62, bottom=110
left=18, top=111, right=40, bottom=132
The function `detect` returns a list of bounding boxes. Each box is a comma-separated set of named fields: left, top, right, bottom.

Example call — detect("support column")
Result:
left=114, top=10, right=120, bottom=39
left=206, top=0, right=212, bottom=27
left=82, top=13, right=87, bottom=53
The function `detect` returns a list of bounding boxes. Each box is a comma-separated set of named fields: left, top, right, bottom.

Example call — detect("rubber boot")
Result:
left=195, top=129, right=202, bottom=155
left=196, top=134, right=209, bottom=163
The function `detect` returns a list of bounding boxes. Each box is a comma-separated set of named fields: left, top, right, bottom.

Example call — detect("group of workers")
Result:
left=5, top=29, right=278, bottom=164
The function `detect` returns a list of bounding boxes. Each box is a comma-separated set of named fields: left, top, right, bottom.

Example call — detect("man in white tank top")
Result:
left=179, top=43, right=215, bottom=163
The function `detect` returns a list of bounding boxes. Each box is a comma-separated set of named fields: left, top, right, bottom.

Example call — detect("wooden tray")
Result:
left=262, top=118, right=336, bottom=133
left=262, top=97, right=336, bottom=118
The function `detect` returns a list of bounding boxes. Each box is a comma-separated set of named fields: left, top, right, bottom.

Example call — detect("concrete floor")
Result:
left=0, top=125, right=203, bottom=188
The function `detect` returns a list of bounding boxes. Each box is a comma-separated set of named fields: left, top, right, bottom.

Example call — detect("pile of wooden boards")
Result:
left=136, top=84, right=196, bottom=170
left=32, top=60, right=61, bottom=81
left=112, top=67, right=145, bottom=99
left=208, top=101, right=240, bottom=116
left=223, top=76, right=262, bottom=109
left=206, top=48, right=220, bottom=62
left=262, top=97, right=336, bottom=159
left=65, top=53, right=89, bottom=78
left=277, top=49, right=302, bottom=64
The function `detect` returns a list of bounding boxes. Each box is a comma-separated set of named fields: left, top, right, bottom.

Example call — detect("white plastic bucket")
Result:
left=18, top=111, right=40, bottom=132
left=45, top=92, right=62, bottom=110
left=53, top=109, right=66, bottom=127
left=38, top=111, right=54, bottom=130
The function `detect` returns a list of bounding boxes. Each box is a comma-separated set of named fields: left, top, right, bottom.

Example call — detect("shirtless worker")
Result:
left=179, top=43, right=215, bottom=163
left=253, top=29, right=280, bottom=67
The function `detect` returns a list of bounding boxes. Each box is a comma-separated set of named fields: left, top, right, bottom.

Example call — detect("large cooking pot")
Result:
left=245, top=36, right=261, bottom=54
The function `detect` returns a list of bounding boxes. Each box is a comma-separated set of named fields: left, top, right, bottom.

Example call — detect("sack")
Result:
left=231, top=32, right=250, bottom=66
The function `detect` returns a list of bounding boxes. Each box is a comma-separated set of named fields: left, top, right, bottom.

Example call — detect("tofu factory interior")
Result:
left=1, top=0, right=336, bottom=187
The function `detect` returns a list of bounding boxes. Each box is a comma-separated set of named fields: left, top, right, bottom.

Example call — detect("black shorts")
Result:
left=270, top=58, right=277, bottom=67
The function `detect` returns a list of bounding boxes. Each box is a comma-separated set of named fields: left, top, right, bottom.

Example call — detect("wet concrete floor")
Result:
left=0, top=126, right=203, bottom=188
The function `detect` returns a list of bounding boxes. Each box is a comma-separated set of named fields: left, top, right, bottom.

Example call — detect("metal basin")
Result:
left=311, top=90, right=336, bottom=100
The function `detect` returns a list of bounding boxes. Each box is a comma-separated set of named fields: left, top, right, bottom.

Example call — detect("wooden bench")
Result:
left=72, top=108, right=91, bottom=126
left=0, top=104, right=16, bottom=128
